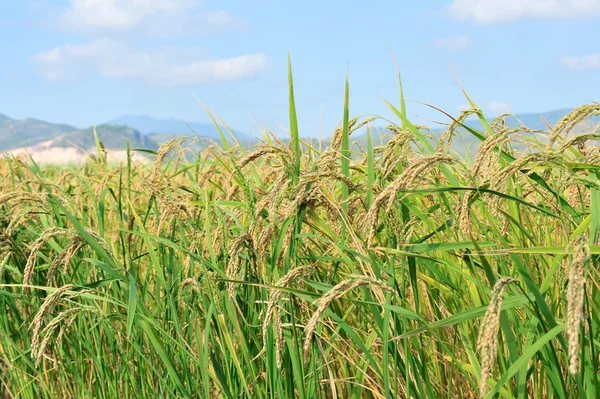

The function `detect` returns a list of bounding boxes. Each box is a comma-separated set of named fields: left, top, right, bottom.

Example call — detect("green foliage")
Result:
left=1, top=69, right=600, bottom=399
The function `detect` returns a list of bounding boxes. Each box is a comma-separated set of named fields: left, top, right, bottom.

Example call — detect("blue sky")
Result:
left=0, top=0, right=599, bottom=137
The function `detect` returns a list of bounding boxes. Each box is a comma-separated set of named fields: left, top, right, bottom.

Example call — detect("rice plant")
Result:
left=1, top=63, right=600, bottom=398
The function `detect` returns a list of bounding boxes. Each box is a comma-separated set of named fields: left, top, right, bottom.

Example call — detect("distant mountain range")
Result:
left=445, top=108, right=600, bottom=133
left=110, top=115, right=247, bottom=142
left=0, top=108, right=598, bottom=164
left=0, top=113, right=79, bottom=150
left=0, top=114, right=155, bottom=152
left=351, top=108, right=600, bottom=153
left=0, top=113, right=247, bottom=156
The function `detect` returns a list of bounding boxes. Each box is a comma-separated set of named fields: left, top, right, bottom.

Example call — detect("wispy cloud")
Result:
left=562, top=53, right=600, bottom=70
left=61, top=0, right=245, bottom=34
left=31, top=39, right=269, bottom=86
left=447, top=0, right=600, bottom=24
left=488, top=101, right=512, bottom=114
left=435, top=35, right=473, bottom=51
left=148, top=10, right=248, bottom=36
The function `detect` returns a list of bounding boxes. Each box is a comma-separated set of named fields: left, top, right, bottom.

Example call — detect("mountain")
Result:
left=500, top=108, right=574, bottom=130
left=110, top=115, right=248, bottom=142
left=347, top=108, right=600, bottom=157
left=0, top=114, right=79, bottom=151
left=455, top=108, right=599, bottom=132
left=1, top=107, right=598, bottom=163
left=59, top=124, right=158, bottom=150
left=0, top=113, right=159, bottom=164
left=0, top=113, right=157, bottom=152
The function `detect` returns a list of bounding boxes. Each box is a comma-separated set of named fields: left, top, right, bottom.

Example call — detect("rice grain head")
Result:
left=49, top=238, right=86, bottom=284
left=153, top=139, right=184, bottom=175
left=263, top=264, right=315, bottom=368
left=24, top=228, right=77, bottom=286
left=477, top=277, right=517, bottom=398
left=548, top=104, right=600, bottom=150
left=363, top=154, right=454, bottom=242
left=226, top=233, right=254, bottom=300
left=566, top=235, right=590, bottom=375
left=459, top=190, right=474, bottom=240
left=30, top=284, right=77, bottom=361
left=303, top=275, right=392, bottom=362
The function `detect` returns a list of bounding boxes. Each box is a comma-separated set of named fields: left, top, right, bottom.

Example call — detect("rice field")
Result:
left=1, top=63, right=600, bottom=398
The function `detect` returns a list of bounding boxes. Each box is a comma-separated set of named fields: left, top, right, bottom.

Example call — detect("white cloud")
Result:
left=148, top=10, right=247, bottom=36
left=562, top=54, right=600, bottom=70
left=488, top=101, right=512, bottom=114
left=31, top=39, right=269, bottom=86
left=435, top=35, right=473, bottom=51
left=61, top=0, right=244, bottom=34
left=447, top=0, right=600, bottom=24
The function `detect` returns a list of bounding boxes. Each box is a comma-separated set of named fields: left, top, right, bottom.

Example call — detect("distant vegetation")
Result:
left=1, top=63, right=600, bottom=398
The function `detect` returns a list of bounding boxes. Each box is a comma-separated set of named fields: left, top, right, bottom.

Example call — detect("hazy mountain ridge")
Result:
left=449, top=108, right=599, bottom=133
left=1, top=108, right=598, bottom=164
left=59, top=124, right=158, bottom=150
left=0, top=114, right=160, bottom=164
left=0, top=115, right=79, bottom=151
left=110, top=114, right=248, bottom=142
left=0, top=114, right=154, bottom=152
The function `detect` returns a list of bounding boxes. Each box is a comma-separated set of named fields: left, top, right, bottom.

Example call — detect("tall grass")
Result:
left=1, top=67, right=600, bottom=398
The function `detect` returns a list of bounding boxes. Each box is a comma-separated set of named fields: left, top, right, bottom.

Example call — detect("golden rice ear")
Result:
left=363, top=154, right=455, bottom=243
left=486, top=152, right=562, bottom=215
left=30, top=284, right=76, bottom=363
left=471, top=127, right=512, bottom=178
left=459, top=190, right=474, bottom=241
left=225, top=233, right=255, bottom=300
left=331, top=116, right=360, bottom=150
left=566, top=234, right=590, bottom=375
left=24, top=228, right=76, bottom=286
left=437, top=108, right=479, bottom=153
left=153, top=138, right=185, bottom=175
left=557, top=132, right=600, bottom=154
left=46, top=237, right=85, bottom=285
left=303, top=276, right=392, bottom=362
left=0, top=251, right=11, bottom=280
left=262, top=264, right=315, bottom=368
left=380, top=128, right=414, bottom=179
left=477, top=277, right=517, bottom=398
left=548, top=104, right=600, bottom=150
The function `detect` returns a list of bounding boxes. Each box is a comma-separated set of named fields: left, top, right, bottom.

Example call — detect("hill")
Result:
left=110, top=114, right=248, bottom=142
left=2, top=108, right=597, bottom=162
left=451, top=108, right=599, bottom=133
left=0, top=115, right=158, bottom=164
left=0, top=114, right=157, bottom=152
left=0, top=114, right=79, bottom=151
left=346, top=108, right=600, bottom=157
left=59, top=124, right=158, bottom=150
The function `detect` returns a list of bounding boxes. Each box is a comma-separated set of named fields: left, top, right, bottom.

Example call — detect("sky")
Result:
left=0, top=0, right=599, bottom=137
